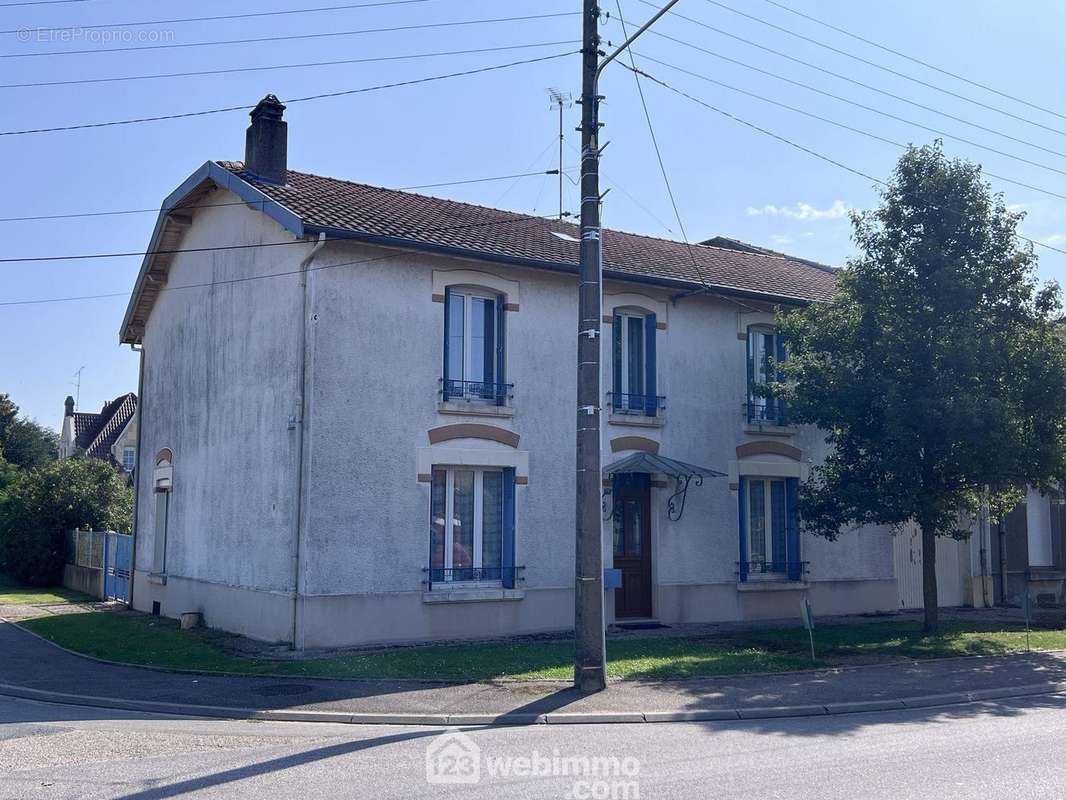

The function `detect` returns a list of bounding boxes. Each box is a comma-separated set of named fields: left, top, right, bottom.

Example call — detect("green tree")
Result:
left=0, top=457, right=132, bottom=585
left=0, top=393, right=58, bottom=471
left=778, top=143, right=1066, bottom=631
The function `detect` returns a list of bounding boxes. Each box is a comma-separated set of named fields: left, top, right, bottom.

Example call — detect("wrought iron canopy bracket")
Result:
left=667, top=470, right=703, bottom=522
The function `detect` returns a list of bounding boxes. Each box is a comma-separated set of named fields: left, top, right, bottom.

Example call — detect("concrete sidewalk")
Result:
left=4, top=620, right=1066, bottom=725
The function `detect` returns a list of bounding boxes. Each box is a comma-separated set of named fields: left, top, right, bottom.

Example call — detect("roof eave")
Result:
left=119, top=162, right=305, bottom=344
left=301, top=224, right=819, bottom=307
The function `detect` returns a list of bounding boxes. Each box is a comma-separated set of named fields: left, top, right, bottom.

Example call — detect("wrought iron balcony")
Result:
left=608, top=392, right=666, bottom=417
left=439, top=378, right=513, bottom=406
left=744, top=398, right=789, bottom=426
left=423, top=565, right=525, bottom=590
left=736, top=560, right=808, bottom=581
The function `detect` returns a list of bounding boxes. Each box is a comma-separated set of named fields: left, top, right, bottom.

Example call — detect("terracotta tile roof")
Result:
left=216, top=162, right=837, bottom=304
left=72, top=393, right=137, bottom=462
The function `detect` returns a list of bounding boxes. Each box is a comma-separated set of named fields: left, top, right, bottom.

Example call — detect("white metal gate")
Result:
left=893, top=522, right=965, bottom=608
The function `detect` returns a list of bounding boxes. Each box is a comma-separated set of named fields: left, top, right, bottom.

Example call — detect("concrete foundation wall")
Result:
left=63, top=564, right=103, bottom=599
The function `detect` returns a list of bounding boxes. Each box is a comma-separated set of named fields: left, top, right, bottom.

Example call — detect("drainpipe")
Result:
left=128, top=343, right=144, bottom=610
left=291, top=233, right=326, bottom=649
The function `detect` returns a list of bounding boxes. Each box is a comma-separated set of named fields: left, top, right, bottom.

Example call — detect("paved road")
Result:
left=3, top=694, right=1066, bottom=799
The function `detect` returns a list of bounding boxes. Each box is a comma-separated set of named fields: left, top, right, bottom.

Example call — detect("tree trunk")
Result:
left=919, top=519, right=939, bottom=633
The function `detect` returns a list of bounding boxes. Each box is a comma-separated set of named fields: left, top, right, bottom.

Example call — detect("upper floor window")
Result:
left=429, top=466, right=517, bottom=587
left=611, top=310, right=660, bottom=416
left=442, top=287, right=508, bottom=406
left=746, top=325, right=786, bottom=425
left=122, top=446, right=136, bottom=472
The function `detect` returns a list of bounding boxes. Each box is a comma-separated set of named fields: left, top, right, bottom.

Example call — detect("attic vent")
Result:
left=550, top=231, right=580, bottom=243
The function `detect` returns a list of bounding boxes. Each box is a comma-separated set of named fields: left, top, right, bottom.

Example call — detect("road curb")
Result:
left=3, top=680, right=1065, bottom=727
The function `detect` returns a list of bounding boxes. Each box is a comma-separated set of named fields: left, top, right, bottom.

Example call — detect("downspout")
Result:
left=128, top=343, right=144, bottom=609
left=291, top=233, right=326, bottom=649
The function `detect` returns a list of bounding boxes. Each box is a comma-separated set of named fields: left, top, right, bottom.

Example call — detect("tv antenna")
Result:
left=72, top=365, right=85, bottom=409
left=547, top=88, right=573, bottom=220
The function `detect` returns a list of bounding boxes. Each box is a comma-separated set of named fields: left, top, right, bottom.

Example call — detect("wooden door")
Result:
left=613, top=474, right=652, bottom=618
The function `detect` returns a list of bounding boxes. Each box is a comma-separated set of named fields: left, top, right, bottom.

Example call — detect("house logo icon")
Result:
left=425, top=728, right=481, bottom=784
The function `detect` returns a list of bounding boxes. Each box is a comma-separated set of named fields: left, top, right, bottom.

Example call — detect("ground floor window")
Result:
left=430, top=467, right=515, bottom=585
left=739, top=476, right=801, bottom=580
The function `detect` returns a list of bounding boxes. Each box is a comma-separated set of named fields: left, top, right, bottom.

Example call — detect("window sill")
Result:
left=608, top=412, right=664, bottom=428
left=422, top=587, right=525, bottom=604
left=743, top=422, right=796, bottom=437
left=736, top=579, right=808, bottom=592
left=437, top=401, right=514, bottom=418
left=147, top=572, right=168, bottom=586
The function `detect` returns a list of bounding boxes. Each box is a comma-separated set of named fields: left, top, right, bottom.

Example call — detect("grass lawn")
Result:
left=18, top=610, right=1066, bottom=682
left=0, top=573, right=94, bottom=606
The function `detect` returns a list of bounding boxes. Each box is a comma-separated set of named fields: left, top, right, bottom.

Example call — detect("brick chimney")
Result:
left=64, top=395, right=74, bottom=417
left=244, top=94, right=287, bottom=184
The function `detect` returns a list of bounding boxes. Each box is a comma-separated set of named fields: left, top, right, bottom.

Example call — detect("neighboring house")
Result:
left=120, top=95, right=900, bottom=648
left=59, top=393, right=138, bottom=473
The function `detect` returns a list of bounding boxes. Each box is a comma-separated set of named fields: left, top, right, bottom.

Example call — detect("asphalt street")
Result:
left=3, top=693, right=1066, bottom=799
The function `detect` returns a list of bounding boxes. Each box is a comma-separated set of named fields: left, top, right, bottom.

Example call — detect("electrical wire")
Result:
left=0, top=213, right=568, bottom=306
left=0, top=11, right=579, bottom=58
left=613, top=17, right=1066, bottom=163
left=614, top=60, right=1066, bottom=259
left=0, top=40, right=579, bottom=89
left=761, top=0, right=1066, bottom=125
left=629, top=51, right=1066, bottom=203
left=0, top=50, right=579, bottom=135
left=0, top=0, right=429, bottom=36
left=689, top=0, right=1066, bottom=139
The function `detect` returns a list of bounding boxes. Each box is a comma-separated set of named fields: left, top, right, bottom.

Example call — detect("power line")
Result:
left=614, top=1, right=717, bottom=299
left=0, top=40, right=578, bottom=89
left=0, top=168, right=569, bottom=223
left=688, top=0, right=1066, bottom=139
left=1, top=0, right=429, bottom=36
left=615, top=17, right=1066, bottom=163
left=0, top=214, right=567, bottom=307
left=0, top=10, right=579, bottom=58
left=614, top=60, right=1066, bottom=259
left=0, top=50, right=579, bottom=135
left=761, top=0, right=1066, bottom=125
left=631, top=51, right=1066, bottom=203
left=0, top=0, right=87, bottom=6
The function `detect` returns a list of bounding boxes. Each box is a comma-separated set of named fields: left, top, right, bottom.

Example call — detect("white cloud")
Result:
left=1043, top=233, right=1066, bottom=246
left=746, top=200, right=850, bottom=221
left=770, top=234, right=794, bottom=246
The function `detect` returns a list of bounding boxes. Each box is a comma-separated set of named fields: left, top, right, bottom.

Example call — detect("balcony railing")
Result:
left=440, top=378, right=513, bottom=406
left=736, top=560, right=808, bottom=582
left=423, top=565, right=525, bottom=591
left=608, top=392, right=666, bottom=417
left=744, top=398, right=788, bottom=426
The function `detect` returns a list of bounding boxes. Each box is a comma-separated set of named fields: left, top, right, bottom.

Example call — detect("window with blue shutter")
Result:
left=612, top=309, right=659, bottom=415
left=428, top=466, right=515, bottom=586
left=746, top=325, right=786, bottom=425
left=441, top=288, right=507, bottom=404
left=739, top=475, right=801, bottom=580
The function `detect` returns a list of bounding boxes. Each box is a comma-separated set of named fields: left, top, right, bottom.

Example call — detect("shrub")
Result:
left=0, top=458, right=132, bottom=586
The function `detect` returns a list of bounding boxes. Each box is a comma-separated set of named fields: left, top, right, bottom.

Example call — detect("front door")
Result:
left=613, top=474, right=652, bottom=618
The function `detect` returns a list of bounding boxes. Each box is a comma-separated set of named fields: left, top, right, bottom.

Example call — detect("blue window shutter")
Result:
left=442, top=287, right=453, bottom=402
left=502, top=467, right=516, bottom=588
left=644, top=313, right=657, bottom=416
left=738, top=478, right=749, bottom=582
left=495, top=294, right=506, bottom=406
left=612, top=313, right=622, bottom=410
left=786, top=477, right=801, bottom=580
left=745, top=327, right=755, bottom=423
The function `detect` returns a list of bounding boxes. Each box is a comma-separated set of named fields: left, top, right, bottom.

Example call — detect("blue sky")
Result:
left=3, top=0, right=1065, bottom=428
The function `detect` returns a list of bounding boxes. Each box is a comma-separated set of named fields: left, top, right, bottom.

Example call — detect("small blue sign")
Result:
left=603, top=568, right=623, bottom=590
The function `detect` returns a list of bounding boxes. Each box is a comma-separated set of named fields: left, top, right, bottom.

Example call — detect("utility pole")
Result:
left=573, top=0, right=682, bottom=694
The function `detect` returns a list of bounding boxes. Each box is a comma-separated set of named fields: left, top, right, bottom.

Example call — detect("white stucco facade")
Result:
left=129, top=185, right=899, bottom=648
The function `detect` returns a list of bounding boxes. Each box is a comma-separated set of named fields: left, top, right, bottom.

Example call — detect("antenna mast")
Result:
left=547, top=88, right=573, bottom=220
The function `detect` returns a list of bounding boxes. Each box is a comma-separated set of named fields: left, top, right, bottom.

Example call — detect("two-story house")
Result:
left=120, top=96, right=897, bottom=648
left=58, top=393, right=138, bottom=474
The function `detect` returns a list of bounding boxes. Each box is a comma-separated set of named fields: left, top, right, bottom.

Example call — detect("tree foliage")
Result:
left=778, top=143, right=1066, bottom=630
left=0, top=393, right=58, bottom=471
left=0, top=457, right=132, bottom=586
